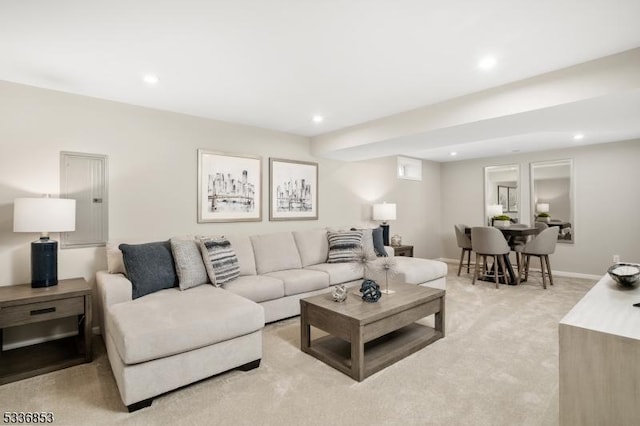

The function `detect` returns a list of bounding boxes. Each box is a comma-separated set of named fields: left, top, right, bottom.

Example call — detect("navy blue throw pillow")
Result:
left=372, top=227, right=387, bottom=257
left=120, top=240, right=178, bottom=299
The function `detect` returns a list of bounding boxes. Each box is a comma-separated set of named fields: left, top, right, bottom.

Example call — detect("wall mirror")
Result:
left=530, top=159, right=574, bottom=243
left=484, top=164, right=520, bottom=225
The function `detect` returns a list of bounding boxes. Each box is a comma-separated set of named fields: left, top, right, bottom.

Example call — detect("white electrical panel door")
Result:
left=60, top=152, right=108, bottom=248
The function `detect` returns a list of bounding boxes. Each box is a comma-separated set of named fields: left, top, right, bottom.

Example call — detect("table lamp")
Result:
left=13, top=196, right=76, bottom=288
left=536, top=203, right=549, bottom=214
left=373, top=202, right=396, bottom=246
left=486, top=204, right=503, bottom=226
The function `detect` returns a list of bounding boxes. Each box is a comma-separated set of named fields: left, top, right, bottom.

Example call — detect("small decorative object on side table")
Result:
left=0, top=277, right=92, bottom=385
left=392, top=245, right=414, bottom=257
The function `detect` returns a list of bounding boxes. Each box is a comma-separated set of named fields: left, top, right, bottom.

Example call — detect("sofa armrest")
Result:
left=384, top=246, right=395, bottom=257
left=96, top=270, right=133, bottom=336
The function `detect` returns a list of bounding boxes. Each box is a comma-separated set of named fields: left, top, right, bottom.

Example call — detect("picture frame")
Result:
left=497, top=185, right=509, bottom=212
left=269, top=158, right=318, bottom=221
left=497, top=185, right=518, bottom=213
left=197, top=149, right=262, bottom=223
left=507, top=187, right=518, bottom=213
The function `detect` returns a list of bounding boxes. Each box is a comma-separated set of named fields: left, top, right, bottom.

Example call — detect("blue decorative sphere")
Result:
left=360, top=279, right=381, bottom=303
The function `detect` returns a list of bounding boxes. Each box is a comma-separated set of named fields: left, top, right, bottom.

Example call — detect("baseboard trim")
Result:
left=438, top=257, right=463, bottom=264
left=437, top=258, right=600, bottom=281
left=537, top=270, right=601, bottom=280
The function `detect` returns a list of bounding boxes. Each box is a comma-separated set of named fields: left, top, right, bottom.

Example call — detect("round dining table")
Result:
left=464, top=225, right=538, bottom=284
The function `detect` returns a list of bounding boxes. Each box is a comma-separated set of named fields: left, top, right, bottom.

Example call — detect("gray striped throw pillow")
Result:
left=199, top=238, right=240, bottom=286
left=327, top=230, right=363, bottom=263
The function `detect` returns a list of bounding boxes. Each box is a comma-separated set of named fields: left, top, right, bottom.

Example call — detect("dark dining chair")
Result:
left=454, top=224, right=472, bottom=276
left=517, top=226, right=559, bottom=288
left=508, top=224, right=529, bottom=277
left=534, top=221, right=549, bottom=232
left=471, top=227, right=510, bottom=289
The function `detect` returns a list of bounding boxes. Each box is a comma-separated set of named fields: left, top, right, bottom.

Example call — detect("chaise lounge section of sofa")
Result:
left=96, top=228, right=447, bottom=411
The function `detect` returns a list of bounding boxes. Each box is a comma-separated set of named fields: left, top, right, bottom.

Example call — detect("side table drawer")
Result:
left=0, top=296, right=85, bottom=328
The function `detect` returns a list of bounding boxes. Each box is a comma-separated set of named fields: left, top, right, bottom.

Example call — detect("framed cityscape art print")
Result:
left=197, top=149, right=262, bottom=223
left=269, top=158, right=318, bottom=221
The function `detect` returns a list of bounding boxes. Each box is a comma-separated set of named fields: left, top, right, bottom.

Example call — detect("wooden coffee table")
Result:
left=300, top=283, right=445, bottom=381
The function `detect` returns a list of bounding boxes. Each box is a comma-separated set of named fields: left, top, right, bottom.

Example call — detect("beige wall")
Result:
left=0, top=80, right=441, bottom=291
left=4, top=78, right=635, bottom=345
left=440, top=139, right=640, bottom=275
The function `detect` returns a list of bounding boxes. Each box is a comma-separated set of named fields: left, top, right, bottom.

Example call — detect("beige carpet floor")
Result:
left=0, top=265, right=596, bottom=426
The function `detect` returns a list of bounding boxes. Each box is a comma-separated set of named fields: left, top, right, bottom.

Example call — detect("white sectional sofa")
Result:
left=96, top=228, right=447, bottom=411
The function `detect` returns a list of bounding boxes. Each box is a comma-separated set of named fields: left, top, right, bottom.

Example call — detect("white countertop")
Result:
left=560, top=274, right=640, bottom=340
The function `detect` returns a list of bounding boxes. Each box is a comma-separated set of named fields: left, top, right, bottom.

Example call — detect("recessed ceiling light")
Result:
left=573, top=133, right=584, bottom=140
left=312, top=115, right=324, bottom=123
left=450, top=152, right=457, bottom=156
left=477, top=56, right=497, bottom=70
left=143, top=74, right=159, bottom=85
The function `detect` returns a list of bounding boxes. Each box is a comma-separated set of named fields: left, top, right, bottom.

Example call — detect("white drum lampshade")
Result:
left=373, top=203, right=396, bottom=223
left=373, top=202, right=397, bottom=246
left=486, top=204, right=503, bottom=217
left=486, top=204, right=503, bottom=226
left=536, top=203, right=550, bottom=213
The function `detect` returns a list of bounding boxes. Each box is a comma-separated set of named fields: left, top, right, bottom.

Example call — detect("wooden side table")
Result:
left=0, top=277, right=92, bottom=385
left=392, top=245, right=414, bottom=257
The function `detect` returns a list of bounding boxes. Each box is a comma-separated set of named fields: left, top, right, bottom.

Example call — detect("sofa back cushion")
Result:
left=251, top=232, right=302, bottom=274
left=226, top=235, right=257, bottom=276
left=106, top=241, right=127, bottom=274
left=119, top=241, right=178, bottom=299
left=293, top=229, right=329, bottom=267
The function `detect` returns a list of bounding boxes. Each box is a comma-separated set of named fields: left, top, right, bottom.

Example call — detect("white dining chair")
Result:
left=517, top=226, right=559, bottom=288
left=471, top=227, right=510, bottom=289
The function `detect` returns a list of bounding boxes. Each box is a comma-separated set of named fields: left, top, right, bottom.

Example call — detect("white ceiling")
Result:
left=1, top=1, right=640, bottom=161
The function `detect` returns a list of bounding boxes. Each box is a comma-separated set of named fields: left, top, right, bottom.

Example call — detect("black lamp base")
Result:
left=31, top=238, right=58, bottom=288
left=381, top=224, right=390, bottom=246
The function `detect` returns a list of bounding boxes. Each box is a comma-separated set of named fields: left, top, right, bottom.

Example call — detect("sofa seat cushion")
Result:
left=387, top=257, right=448, bottom=284
left=107, top=285, right=264, bottom=365
left=223, top=275, right=285, bottom=303
left=306, top=262, right=364, bottom=285
left=263, top=269, right=329, bottom=296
